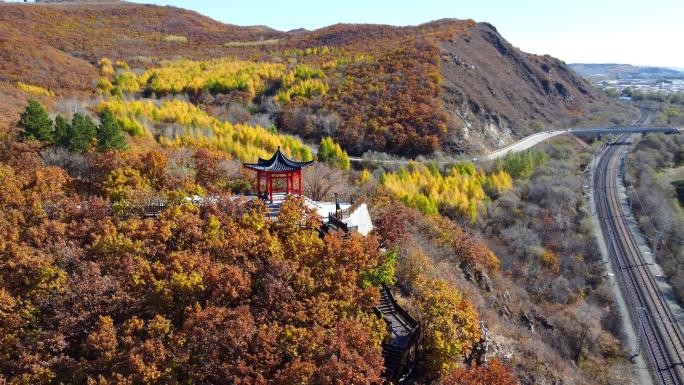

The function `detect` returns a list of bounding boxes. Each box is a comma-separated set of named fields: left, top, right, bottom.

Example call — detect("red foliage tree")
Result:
left=440, top=360, right=519, bottom=385
left=0, top=141, right=387, bottom=384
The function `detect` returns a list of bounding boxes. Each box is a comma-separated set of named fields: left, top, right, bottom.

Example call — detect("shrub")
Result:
left=224, top=39, right=281, bottom=47
left=16, top=82, right=54, bottom=97
left=41, top=146, right=92, bottom=181
left=164, top=35, right=188, bottom=43
left=439, top=360, right=519, bottom=385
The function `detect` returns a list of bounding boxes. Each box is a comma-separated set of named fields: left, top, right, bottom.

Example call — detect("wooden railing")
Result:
left=327, top=213, right=349, bottom=232
left=332, top=195, right=365, bottom=220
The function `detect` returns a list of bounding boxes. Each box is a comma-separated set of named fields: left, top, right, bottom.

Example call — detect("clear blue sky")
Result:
left=23, top=0, right=684, bottom=67
left=124, top=0, right=683, bottom=68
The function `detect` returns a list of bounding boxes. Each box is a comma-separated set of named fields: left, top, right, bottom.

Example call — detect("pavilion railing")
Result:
left=327, top=213, right=349, bottom=232
left=332, top=195, right=365, bottom=220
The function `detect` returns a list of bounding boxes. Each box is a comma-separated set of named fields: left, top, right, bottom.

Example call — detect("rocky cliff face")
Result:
left=438, top=22, right=597, bottom=152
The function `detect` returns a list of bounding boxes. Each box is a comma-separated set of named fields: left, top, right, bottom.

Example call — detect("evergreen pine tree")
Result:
left=53, top=115, right=71, bottom=148
left=18, top=99, right=53, bottom=142
left=96, top=108, right=127, bottom=151
left=69, top=113, right=96, bottom=153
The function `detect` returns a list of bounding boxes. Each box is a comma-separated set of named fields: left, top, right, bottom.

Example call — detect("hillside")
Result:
left=439, top=22, right=597, bottom=151
left=0, top=1, right=605, bottom=155
left=0, top=1, right=284, bottom=63
left=0, top=3, right=643, bottom=385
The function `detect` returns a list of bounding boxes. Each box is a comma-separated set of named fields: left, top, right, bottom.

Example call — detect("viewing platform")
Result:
left=241, top=192, right=374, bottom=235
left=242, top=146, right=373, bottom=235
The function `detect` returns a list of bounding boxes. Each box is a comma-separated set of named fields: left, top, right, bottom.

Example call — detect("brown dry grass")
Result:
left=0, top=2, right=284, bottom=63
left=0, top=30, right=98, bottom=93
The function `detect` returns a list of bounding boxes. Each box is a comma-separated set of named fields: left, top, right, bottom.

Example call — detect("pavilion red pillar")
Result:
left=289, top=173, right=294, bottom=195
left=269, top=175, right=274, bottom=202
left=298, top=170, right=302, bottom=195
left=286, top=173, right=291, bottom=194
left=256, top=171, right=261, bottom=195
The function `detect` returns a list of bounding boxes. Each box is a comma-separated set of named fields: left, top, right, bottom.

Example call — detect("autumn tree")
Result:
left=18, top=99, right=53, bottom=142
left=380, top=162, right=512, bottom=221
left=318, top=137, right=351, bottom=170
left=439, top=360, right=519, bottom=385
left=103, top=166, right=152, bottom=214
left=0, top=145, right=386, bottom=384
left=96, top=107, right=127, bottom=151
left=303, top=162, right=353, bottom=201
left=414, top=277, right=481, bottom=376
left=98, top=98, right=312, bottom=162
left=361, top=248, right=397, bottom=287
left=494, top=149, right=548, bottom=179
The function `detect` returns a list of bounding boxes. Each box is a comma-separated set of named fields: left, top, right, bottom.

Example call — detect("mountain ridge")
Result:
left=570, top=63, right=684, bottom=79
left=0, top=1, right=608, bottom=154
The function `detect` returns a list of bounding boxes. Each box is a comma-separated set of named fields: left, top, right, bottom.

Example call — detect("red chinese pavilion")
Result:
left=243, top=147, right=314, bottom=202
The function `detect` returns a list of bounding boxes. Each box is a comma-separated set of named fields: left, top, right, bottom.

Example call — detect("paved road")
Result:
left=595, top=136, right=684, bottom=385
left=484, top=127, right=680, bottom=160
left=344, top=127, right=680, bottom=164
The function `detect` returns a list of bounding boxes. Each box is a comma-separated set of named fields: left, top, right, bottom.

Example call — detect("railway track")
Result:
left=594, top=133, right=684, bottom=385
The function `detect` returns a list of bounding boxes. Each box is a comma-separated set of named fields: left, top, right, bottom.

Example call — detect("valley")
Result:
left=1, top=1, right=683, bottom=385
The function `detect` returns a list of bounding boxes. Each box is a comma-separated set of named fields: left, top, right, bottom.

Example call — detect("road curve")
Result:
left=484, top=127, right=680, bottom=160
left=344, top=127, right=680, bottom=164
left=483, top=130, right=565, bottom=160
left=595, top=136, right=684, bottom=385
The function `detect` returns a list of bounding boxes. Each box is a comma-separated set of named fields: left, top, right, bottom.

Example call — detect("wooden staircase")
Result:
left=375, top=285, right=420, bottom=384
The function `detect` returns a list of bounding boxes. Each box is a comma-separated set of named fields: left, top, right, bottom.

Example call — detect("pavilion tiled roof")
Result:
left=243, top=147, right=314, bottom=172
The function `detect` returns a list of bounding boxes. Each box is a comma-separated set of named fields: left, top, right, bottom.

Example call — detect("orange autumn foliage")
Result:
left=0, top=141, right=387, bottom=384
left=440, top=360, right=519, bottom=385
left=429, top=215, right=500, bottom=272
